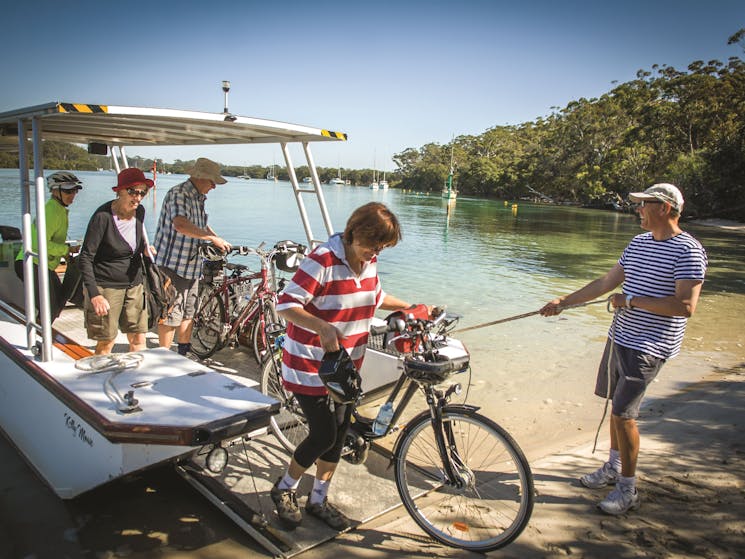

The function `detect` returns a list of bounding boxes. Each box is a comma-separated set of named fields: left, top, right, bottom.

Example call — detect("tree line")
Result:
left=0, top=145, right=385, bottom=187
left=393, top=31, right=745, bottom=220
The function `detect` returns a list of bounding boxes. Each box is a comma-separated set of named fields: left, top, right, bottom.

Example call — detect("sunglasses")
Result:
left=126, top=187, right=149, bottom=198
left=634, top=200, right=663, bottom=208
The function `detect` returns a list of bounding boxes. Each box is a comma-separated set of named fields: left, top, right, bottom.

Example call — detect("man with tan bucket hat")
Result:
left=153, top=157, right=232, bottom=356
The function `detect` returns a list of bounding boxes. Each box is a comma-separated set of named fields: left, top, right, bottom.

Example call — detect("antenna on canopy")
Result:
left=222, top=80, right=236, bottom=122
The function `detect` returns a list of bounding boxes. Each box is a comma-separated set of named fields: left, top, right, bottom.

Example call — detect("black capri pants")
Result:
left=292, top=393, right=353, bottom=469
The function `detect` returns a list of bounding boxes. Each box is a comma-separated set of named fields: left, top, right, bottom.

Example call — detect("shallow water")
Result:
left=2, top=169, right=743, bottom=451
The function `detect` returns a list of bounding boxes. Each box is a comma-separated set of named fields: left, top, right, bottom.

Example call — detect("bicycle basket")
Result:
left=273, top=240, right=307, bottom=273
left=202, top=259, right=225, bottom=282
left=404, top=354, right=469, bottom=384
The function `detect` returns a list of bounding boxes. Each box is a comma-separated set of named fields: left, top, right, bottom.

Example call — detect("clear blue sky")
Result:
left=2, top=0, right=742, bottom=171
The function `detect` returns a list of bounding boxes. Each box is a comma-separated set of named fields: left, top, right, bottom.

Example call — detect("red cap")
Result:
left=112, top=168, right=154, bottom=192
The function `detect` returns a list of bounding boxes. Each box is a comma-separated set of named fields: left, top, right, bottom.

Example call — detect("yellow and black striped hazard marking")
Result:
left=57, top=103, right=108, bottom=114
left=321, top=129, right=348, bottom=141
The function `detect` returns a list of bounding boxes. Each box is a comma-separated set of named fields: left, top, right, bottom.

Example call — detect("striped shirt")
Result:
left=152, top=180, right=208, bottom=279
left=612, top=231, right=707, bottom=359
left=277, top=233, right=386, bottom=395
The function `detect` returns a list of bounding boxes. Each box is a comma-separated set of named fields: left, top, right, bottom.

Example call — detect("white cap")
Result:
left=629, top=183, right=684, bottom=211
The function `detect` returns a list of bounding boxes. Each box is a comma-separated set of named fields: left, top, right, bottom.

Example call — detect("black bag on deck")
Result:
left=141, top=255, right=176, bottom=329
left=61, top=254, right=84, bottom=307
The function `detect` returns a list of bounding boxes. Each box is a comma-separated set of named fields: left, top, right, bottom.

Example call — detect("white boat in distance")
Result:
left=328, top=177, right=345, bottom=185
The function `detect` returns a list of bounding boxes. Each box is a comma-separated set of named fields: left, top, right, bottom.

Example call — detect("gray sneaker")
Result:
left=270, top=478, right=302, bottom=528
left=598, top=485, right=640, bottom=515
left=305, top=497, right=353, bottom=531
left=580, top=462, right=619, bottom=489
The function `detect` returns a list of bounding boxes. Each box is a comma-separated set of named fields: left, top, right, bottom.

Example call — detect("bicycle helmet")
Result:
left=273, top=240, right=307, bottom=273
left=47, top=171, right=83, bottom=191
left=199, top=244, right=226, bottom=262
left=318, top=347, right=362, bottom=404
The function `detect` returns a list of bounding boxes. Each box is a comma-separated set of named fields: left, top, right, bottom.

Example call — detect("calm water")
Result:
left=2, top=173, right=744, bottom=374
left=2, top=168, right=743, bottom=448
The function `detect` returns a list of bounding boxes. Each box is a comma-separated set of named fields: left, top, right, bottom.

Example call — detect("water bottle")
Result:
left=372, top=401, right=394, bottom=436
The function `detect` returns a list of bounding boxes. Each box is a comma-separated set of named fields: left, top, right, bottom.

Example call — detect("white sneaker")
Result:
left=579, top=462, right=619, bottom=489
left=598, top=486, right=640, bottom=515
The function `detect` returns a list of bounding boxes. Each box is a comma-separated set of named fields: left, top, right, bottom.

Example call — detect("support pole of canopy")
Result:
left=302, top=142, right=334, bottom=238
left=31, top=117, right=53, bottom=361
left=18, top=119, right=37, bottom=350
left=282, top=142, right=323, bottom=248
left=111, top=146, right=121, bottom=174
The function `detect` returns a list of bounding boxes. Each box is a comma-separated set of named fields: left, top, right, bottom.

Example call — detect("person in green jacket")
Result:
left=15, top=171, right=83, bottom=321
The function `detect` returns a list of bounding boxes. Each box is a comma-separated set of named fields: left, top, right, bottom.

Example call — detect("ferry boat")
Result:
left=0, top=100, right=350, bottom=553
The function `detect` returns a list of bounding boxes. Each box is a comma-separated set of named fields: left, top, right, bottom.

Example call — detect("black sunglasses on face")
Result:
left=127, top=188, right=148, bottom=197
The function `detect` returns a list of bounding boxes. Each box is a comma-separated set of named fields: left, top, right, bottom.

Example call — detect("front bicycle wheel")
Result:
left=251, top=298, right=285, bottom=364
left=260, top=349, right=309, bottom=453
left=190, top=292, right=226, bottom=359
left=393, top=410, right=534, bottom=552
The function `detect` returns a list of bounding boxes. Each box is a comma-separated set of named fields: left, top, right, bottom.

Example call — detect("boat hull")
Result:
left=0, top=310, right=278, bottom=499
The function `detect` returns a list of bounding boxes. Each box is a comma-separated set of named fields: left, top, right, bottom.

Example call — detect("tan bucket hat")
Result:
left=187, top=157, right=227, bottom=184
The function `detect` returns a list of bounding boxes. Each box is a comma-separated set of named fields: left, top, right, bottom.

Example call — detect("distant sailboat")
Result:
left=369, top=153, right=379, bottom=189
left=237, top=167, right=251, bottom=180
left=379, top=170, right=389, bottom=190
left=266, top=160, right=278, bottom=182
left=441, top=145, right=457, bottom=200
left=329, top=164, right=344, bottom=185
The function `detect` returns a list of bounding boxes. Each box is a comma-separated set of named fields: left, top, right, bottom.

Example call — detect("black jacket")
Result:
left=79, top=201, right=145, bottom=298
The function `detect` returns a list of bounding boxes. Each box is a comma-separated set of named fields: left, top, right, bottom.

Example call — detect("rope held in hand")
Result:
left=450, top=296, right=612, bottom=334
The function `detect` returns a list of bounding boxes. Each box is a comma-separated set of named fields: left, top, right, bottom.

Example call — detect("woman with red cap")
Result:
left=78, top=168, right=154, bottom=354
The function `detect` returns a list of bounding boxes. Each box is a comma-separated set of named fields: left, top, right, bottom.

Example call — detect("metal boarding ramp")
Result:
left=175, top=425, right=405, bottom=559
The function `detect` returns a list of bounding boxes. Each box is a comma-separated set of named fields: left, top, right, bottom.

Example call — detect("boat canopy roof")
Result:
left=0, top=102, right=347, bottom=151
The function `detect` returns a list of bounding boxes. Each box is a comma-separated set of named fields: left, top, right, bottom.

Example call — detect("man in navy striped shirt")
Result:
left=540, top=183, right=707, bottom=516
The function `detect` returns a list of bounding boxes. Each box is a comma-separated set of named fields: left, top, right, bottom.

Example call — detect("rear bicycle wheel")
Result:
left=190, top=292, right=226, bottom=359
left=260, top=349, right=309, bottom=453
left=393, top=410, right=534, bottom=552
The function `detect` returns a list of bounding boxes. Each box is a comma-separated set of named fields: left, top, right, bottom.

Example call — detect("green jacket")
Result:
left=16, top=197, right=70, bottom=270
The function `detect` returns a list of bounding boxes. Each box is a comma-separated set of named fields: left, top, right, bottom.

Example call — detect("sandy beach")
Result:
left=1, top=340, right=743, bottom=559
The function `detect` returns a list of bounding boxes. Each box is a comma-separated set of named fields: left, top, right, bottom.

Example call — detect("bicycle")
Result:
left=190, top=241, right=305, bottom=362
left=260, top=308, right=534, bottom=551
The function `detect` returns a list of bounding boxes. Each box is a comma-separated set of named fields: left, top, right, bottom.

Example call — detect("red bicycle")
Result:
left=190, top=241, right=306, bottom=362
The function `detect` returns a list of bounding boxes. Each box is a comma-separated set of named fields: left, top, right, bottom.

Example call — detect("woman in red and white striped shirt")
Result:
left=271, top=202, right=414, bottom=530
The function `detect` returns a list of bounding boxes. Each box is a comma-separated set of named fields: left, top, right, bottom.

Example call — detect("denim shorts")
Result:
left=595, top=338, right=666, bottom=419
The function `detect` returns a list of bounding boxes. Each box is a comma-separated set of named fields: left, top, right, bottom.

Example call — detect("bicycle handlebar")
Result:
left=201, top=240, right=307, bottom=261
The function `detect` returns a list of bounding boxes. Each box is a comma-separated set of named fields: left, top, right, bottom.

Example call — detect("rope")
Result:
left=74, top=352, right=145, bottom=373
left=592, top=308, right=620, bottom=454
left=450, top=296, right=612, bottom=334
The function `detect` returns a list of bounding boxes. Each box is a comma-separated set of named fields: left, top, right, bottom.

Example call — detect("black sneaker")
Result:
left=305, top=497, right=353, bottom=530
left=270, top=478, right=302, bottom=528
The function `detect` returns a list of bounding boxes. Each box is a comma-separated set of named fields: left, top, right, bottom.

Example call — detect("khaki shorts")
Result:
left=84, top=284, right=148, bottom=341
left=161, top=267, right=199, bottom=327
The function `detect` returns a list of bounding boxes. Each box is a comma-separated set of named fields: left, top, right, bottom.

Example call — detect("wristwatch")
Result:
left=625, top=294, right=634, bottom=309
